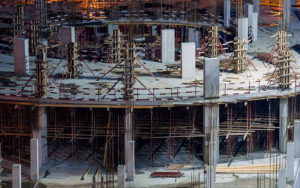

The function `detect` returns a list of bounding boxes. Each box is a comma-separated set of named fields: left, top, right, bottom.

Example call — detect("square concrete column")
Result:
left=118, top=165, right=126, bottom=188
left=38, top=106, right=47, bottom=165
left=238, top=18, right=248, bottom=49
left=12, top=164, right=21, bottom=188
left=224, top=0, right=230, bottom=27
left=203, top=104, right=219, bottom=164
left=287, top=142, right=294, bottom=181
left=284, top=0, right=290, bottom=31
left=188, top=28, right=200, bottom=48
left=181, top=42, right=195, bottom=79
left=254, top=0, right=261, bottom=15
left=291, top=0, right=297, bottom=10
left=152, top=25, right=157, bottom=36
left=33, top=130, right=42, bottom=168
left=245, top=4, right=253, bottom=32
left=280, top=98, right=288, bottom=153
left=203, top=58, right=219, bottom=98
left=30, top=139, right=39, bottom=181
left=295, top=120, right=300, bottom=158
left=161, top=29, right=175, bottom=64
left=279, top=169, right=287, bottom=188
left=252, top=13, right=258, bottom=41
left=126, top=141, right=135, bottom=181
left=61, top=26, right=76, bottom=58
left=108, top=25, right=119, bottom=35
left=206, top=166, right=215, bottom=188
left=14, top=38, right=29, bottom=75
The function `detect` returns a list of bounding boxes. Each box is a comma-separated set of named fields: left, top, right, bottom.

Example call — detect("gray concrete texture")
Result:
left=287, top=142, right=294, bottom=182
left=13, top=38, right=29, bottom=75
left=117, top=165, right=126, bottom=188
left=108, top=24, right=119, bottom=35
left=61, top=26, right=76, bottom=58
left=181, top=42, right=196, bottom=79
left=38, top=106, right=47, bottom=165
left=279, top=169, right=287, bottom=188
left=33, top=130, right=42, bottom=168
left=224, top=0, right=230, bottom=27
left=295, top=120, right=300, bottom=158
left=12, top=164, right=21, bottom=188
left=161, top=29, right=175, bottom=64
left=126, top=140, right=135, bottom=181
left=280, top=98, right=288, bottom=153
left=30, top=138, right=39, bottom=181
left=203, top=58, right=219, bottom=98
left=188, top=28, right=200, bottom=48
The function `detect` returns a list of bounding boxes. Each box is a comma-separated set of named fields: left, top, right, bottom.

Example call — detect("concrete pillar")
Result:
left=152, top=25, right=157, bottom=36
left=284, top=0, right=290, bottom=31
left=12, top=164, right=21, bottom=188
left=287, top=142, right=294, bottom=182
left=118, top=165, right=126, bottom=188
left=206, top=166, right=215, bottom=188
left=291, top=0, right=297, bottom=11
left=108, top=24, right=119, bottom=35
left=38, top=106, right=47, bottom=165
left=61, top=26, right=76, bottom=58
left=33, top=130, right=42, bottom=168
left=224, top=0, right=230, bottom=27
left=188, top=28, right=200, bottom=48
left=203, top=104, right=219, bottom=164
left=126, top=141, right=135, bottom=181
left=252, top=13, right=258, bottom=41
left=295, top=120, right=300, bottom=158
left=14, top=38, right=29, bottom=75
left=30, top=139, right=39, bottom=181
left=203, top=58, right=219, bottom=98
left=238, top=18, right=248, bottom=49
left=161, top=29, right=175, bottom=64
left=280, top=98, right=288, bottom=153
left=245, top=4, right=253, bottom=30
left=254, top=0, right=261, bottom=15
left=181, top=42, right=195, bottom=79
left=279, top=169, right=287, bottom=188
left=124, top=108, right=134, bottom=181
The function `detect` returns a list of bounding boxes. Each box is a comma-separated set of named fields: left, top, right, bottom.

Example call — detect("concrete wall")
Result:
left=224, top=0, right=230, bottom=27
left=14, top=38, right=29, bottom=75
left=161, top=29, right=175, bottom=64
left=203, top=58, right=219, bottom=98
left=61, top=26, right=76, bottom=58
left=181, top=42, right=195, bottom=79
left=12, top=164, right=21, bottom=188
left=30, top=139, right=39, bottom=181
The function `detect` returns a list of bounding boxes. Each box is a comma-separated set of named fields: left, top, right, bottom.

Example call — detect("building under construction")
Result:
left=0, top=0, right=299, bottom=187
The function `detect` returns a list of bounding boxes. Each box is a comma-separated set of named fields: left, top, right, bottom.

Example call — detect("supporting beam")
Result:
left=12, top=164, right=21, bottom=188
left=279, top=98, right=288, bottom=153
left=30, top=139, right=39, bottom=181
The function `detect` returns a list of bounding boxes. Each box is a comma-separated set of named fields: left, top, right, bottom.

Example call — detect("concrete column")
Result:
left=118, top=165, right=126, bottom=188
left=32, top=130, right=42, bottom=168
left=203, top=104, right=219, bottom=164
left=287, top=142, right=294, bottom=181
left=61, top=26, right=76, bottom=58
left=254, top=0, right=261, bottom=15
left=284, top=0, right=291, bottom=31
left=224, top=0, right=230, bottom=27
left=238, top=18, right=248, bottom=49
left=152, top=25, right=157, bottom=36
left=245, top=4, right=253, bottom=30
left=30, top=139, right=39, bottom=181
left=280, top=98, right=288, bottom=153
left=181, top=42, right=195, bottom=79
left=12, top=164, right=21, bottom=188
left=124, top=108, right=134, bottom=181
left=161, top=29, right=175, bottom=64
left=14, top=38, right=29, bottom=75
left=206, top=166, right=215, bottom=188
left=291, top=0, right=297, bottom=10
left=38, top=106, right=47, bottom=165
left=108, top=25, right=119, bottom=35
left=188, top=28, right=200, bottom=48
left=279, top=169, right=287, bottom=188
left=203, top=58, right=219, bottom=98
left=252, top=13, right=258, bottom=41
left=295, top=120, right=300, bottom=158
